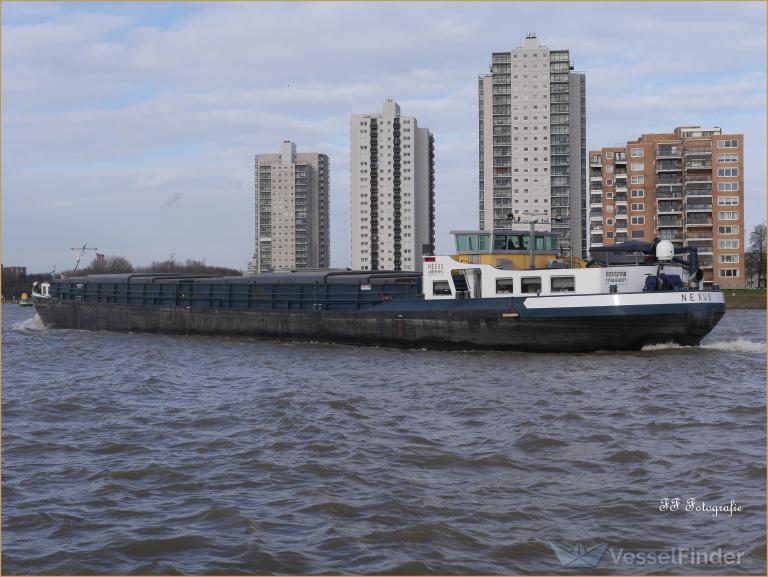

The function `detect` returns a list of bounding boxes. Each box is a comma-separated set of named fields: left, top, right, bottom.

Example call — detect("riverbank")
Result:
left=724, top=289, right=766, bottom=309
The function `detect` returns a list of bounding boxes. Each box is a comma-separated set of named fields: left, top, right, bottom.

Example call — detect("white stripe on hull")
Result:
left=522, top=291, right=724, bottom=310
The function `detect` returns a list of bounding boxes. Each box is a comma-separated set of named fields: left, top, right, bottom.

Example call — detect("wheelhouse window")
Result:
left=551, top=276, right=575, bottom=292
left=456, top=234, right=491, bottom=251
left=432, top=281, right=452, bottom=296
left=521, top=277, right=542, bottom=294
left=496, top=278, right=515, bottom=294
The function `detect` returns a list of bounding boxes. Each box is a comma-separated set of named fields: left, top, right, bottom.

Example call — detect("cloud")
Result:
left=2, top=2, right=765, bottom=271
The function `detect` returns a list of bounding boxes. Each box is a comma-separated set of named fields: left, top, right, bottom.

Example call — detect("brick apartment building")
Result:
left=588, top=126, right=744, bottom=288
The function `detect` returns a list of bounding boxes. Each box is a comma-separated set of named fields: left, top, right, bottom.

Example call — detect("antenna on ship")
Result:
left=70, top=242, right=98, bottom=275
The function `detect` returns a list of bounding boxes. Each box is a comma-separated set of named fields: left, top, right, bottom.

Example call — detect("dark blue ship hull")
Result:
left=33, top=293, right=724, bottom=352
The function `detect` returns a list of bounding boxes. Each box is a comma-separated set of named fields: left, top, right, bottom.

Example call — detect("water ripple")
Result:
left=2, top=306, right=765, bottom=575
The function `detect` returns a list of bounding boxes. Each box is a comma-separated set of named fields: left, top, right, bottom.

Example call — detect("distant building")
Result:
left=588, top=126, right=745, bottom=288
left=350, top=99, right=435, bottom=271
left=2, top=266, right=27, bottom=280
left=250, top=141, right=329, bottom=273
left=478, top=33, right=586, bottom=258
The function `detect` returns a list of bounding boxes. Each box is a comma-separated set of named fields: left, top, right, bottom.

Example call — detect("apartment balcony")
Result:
left=614, top=156, right=627, bottom=165
left=699, top=255, right=713, bottom=268
left=686, top=219, right=713, bottom=227
left=687, top=242, right=713, bottom=254
left=656, top=189, right=684, bottom=200
left=590, top=194, right=603, bottom=204
left=685, top=203, right=713, bottom=212
left=656, top=161, right=682, bottom=172
left=656, top=175, right=683, bottom=185
left=590, top=175, right=603, bottom=181
left=684, top=146, right=712, bottom=156
left=684, top=161, right=712, bottom=170
left=657, top=201, right=682, bottom=214
left=684, top=182, right=713, bottom=194
left=589, top=211, right=603, bottom=221
left=590, top=224, right=604, bottom=233
left=687, top=230, right=713, bottom=240
left=656, top=146, right=682, bottom=158
left=614, top=170, right=628, bottom=177
left=590, top=242, right=604, bottom=248
left=615, top=219, right=628, bottom=229
left=685, top=174, right=713, bottom=183
left=591, top=236, right=604, bottom=245
left=614, top=193, right=628, bottom=203
left=615, top=235, right=629, bottom=243
left=658, top=218, right=683, bottom=228
left=659, top=231, right=684, bottom=241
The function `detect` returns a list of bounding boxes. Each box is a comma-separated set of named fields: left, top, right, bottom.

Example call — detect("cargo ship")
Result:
left=31, top=240, right=724, bottom=352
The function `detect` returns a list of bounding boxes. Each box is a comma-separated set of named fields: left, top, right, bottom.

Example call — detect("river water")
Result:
left=2, top=304, right=765, bottom=575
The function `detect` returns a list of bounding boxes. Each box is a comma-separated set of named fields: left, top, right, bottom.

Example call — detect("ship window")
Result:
left=478, top=235, right=490, bottom=250
left=456, top=235, right=470, bottom=251
left=494, top=235, right=507, bottom=250
left=551, top=276, right=575, bottom=292
left=432, top=281, right=451, bottom=296
left=521, top=277, right=542, bottom=293
left=508, top=235, right=524, bottom=250
left=496, top=278, right=515, bottom=294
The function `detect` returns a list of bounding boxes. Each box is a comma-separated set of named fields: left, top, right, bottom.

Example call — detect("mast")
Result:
left=70, top=242, right=98, bottom=275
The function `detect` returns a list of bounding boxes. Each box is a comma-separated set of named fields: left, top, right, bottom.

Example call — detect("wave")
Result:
left=13, top=313, right=46, bottom=332
left=701, top=339, right=766, bottom=353
left=642, top=339, right=765, bottom=353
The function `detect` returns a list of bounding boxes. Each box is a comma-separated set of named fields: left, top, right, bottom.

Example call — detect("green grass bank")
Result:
left=723, top=289, right=766, bottom=309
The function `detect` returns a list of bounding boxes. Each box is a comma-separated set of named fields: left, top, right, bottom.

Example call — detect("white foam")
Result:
left=642, top=342, right=682, bottom=351
left=642, top=339, right=765, bottom=354
left=701, top=339, right=766, bottom=354
left=13, top=313, right=46, bottom=332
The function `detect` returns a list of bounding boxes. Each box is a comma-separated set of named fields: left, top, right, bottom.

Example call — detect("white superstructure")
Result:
left=422, top=241, right=691, bottom=301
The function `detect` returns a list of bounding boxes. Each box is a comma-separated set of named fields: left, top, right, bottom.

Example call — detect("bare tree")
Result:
left=136, top=258, right=241, bottom=276
left=77, top=256, right=134, bottom=275
left=749, top=223, right=766, bottom=288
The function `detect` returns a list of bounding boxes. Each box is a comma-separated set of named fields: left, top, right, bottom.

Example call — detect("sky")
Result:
left=2, top=1, right=766, bottom=273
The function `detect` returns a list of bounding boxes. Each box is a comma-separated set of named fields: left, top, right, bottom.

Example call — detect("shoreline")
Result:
left=724, top=290, right=766, bottom=309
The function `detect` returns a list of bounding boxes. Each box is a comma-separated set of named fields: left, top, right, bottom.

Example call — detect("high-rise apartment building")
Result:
left=250, top=141, right=329, bottom=273
left=479, top=33, right=586, bottom=258
left=588, top=126, right=745, bottom=288
left=350, top=99, right=435, bottom=271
